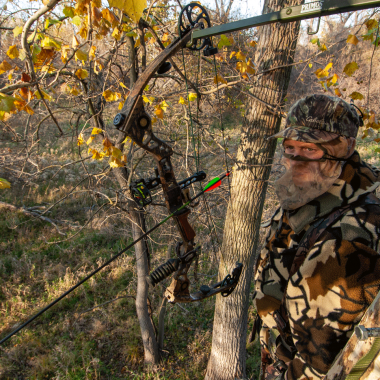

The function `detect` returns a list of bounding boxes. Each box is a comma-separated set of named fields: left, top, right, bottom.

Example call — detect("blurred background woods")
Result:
left=0, top=0, right=380, bottom=378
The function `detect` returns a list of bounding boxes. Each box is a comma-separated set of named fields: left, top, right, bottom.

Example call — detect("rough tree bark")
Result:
left=112, top=36, right=160, bottom=365
left=205, top=1, right=304, bottom=379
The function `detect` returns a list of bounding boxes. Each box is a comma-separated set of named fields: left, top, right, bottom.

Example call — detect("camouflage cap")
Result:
left=269, top=94, right=361, bottom=143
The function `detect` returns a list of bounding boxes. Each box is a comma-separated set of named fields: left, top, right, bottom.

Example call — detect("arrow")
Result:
left=0, top=172, right=230, bottom=345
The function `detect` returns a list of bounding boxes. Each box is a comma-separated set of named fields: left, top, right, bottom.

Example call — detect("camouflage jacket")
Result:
left=253, top=151, right=380, bottom=380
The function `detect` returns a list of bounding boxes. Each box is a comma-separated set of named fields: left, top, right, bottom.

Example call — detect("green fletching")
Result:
left=203, top=177, right=221, bottom=192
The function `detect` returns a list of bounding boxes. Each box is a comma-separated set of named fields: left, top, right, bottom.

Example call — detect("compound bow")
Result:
left=112, top=3, right=242, bottom=303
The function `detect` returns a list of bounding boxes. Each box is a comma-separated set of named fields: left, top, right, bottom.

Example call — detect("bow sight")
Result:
left=131, top=170, right=207, bottom=208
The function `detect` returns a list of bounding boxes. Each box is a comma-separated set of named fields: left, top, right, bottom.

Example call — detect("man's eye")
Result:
left=305, top=148, right=315, bottom=152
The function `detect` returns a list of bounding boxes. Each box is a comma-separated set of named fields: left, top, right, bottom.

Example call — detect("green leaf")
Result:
left=63, top=6, right=75, bottom=18
left=218, top=34, right=232, bottom=49
left=0, top=93, right=17, bottom=113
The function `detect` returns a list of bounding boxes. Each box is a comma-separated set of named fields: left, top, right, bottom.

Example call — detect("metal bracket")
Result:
left=307, top=16, right=321, bottom=35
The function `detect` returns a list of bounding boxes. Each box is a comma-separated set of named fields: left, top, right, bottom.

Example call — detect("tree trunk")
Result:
left=113, top=166, right=160, bottom=365
left=205, top=1, right=303, bottom=379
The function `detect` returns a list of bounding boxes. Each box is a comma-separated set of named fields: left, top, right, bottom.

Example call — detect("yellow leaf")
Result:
left=178, top=96, right=188, bottom=105
left=121, top=136, right=131, bottom=144
left=75, top=68, right=89, bottom=79
left=334, top=88, right=342, bottom=97
left=7, top=45, right=19, bottom=59
left=188, top=93, right=197, bottom=102
left=87, top=135, right=95, bottom=145
left=318, top=43, right=327, bottom=51
left=349, top=91, right=364, bottom=100
left=13, top=26, right=23, bottom=37
left=94, top=60, right=103, bottom=74
left=365, top=19, right=378, bottom=31
left=103, top=90, right=121, bottom=102
left=61, top=45, right=71, bottom=63
left=75, top=49, right=88, bottom=62
left=118, top=101, right=124, bottom=110
left=0, top=178, right=11, bottom=189
left=247, top=59, right=255, bottom=75
left=72, top=35, right=80, bottom=48
left=151, top=117, right=157, bottom=124
left=34, top=89, right=52, bottom=101
left=142, top=95, right=153, bottom=104
left=235, top=51, right=246, bottom=61
left=77, top=133, right=85, bottom=145
left=346, top=34, right=359, bottom=45
left=155, top=107, right=164, bottom=119
left=249, top=40, right=257, bottom=47
left=119, top=82, right=127, bottom=89
left=309, top=63, right=312, bottom=68
left=0, top=93, right=17, bottom=113
left=0, top=60, right=12, bottom=75
left=69, top=86, right=80, bottom=96
left=89, top=46, right=96, bottom=60
left=214, top=74, right=227, bottom=85
left=160, top=100, right=169, bottom=111
left=112, top=27, right=121, bottom=40
left=91, top=127, right=103, bottom=135
left=134, top=37, right=141, bottom=48
left=109, top=156, right=125, bottom=168
left=343, top=61, right=359, bottom=77
left=121, top=154, right=127, bottom=163
left=236, top=61, right=247, bottom=74
left=111, top=146, right=122, bottom=158
left=91, top=149, right=103, bottom=160
left=41, top=36, right=61, bottom=50
left=230, top=51, right=236, bottom=59
left=101, top=8, right=119, bottom=27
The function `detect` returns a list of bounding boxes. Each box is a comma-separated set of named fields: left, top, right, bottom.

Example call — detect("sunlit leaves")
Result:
left=101, top=9, right=119, bottom=27
left=87, top=135, right=95, bottom=145
left=178, top=96, right=188, bottom=105
left=343, top=61, right=358, bottom=77
left=214, top=74, right=227, bottom=85
left=13, top=26, right=23, bottom=37
left=314, top=62, right=333, bottom=79
left=188, top=93, right=197, bottom=102
left=77, top=133, right=85, bottom=146
left=249, top=40, right=257, bottom=47
left=310, top=37, right=327, bottom=51
left=63, top=6, right=75, bottom=18
left=89, top=46, right=96, bottom=60
left=142, top=95, right=155, bottom=104
left=349, top=91, right=364, bottom=100
left=41, top=36, right=62, bottom=50
left=366, top=19, right=378, bottom=30
left=34, top=89, right=52, bottom=101
left=108, top=0, right=146, bottom=23
left=334, top=88, right=343, bottom=97
left=72, top=35, right=80, bottom=49
left=0, top=93, right=17, bottom=113
left=74, top=49, right=88, bottom=62
left=61, top=45, right=71, bottom=63
left=75, top=68, right=89, bottom=79
left=0, top=178, right=11, bottom=189
left=6, top=46, right=19, bottom=59
left=155, top=100, right=169, bottom=119
left=218, top=34, right=233, bottom=49
left=102, top=90, right=121, bottom=102
left=346, top=34, right=359, bottom=45
left=72, top=16, right=82, bottom=27
left=112, top=27, right=122, bottom=40
left=91, top=127, right=103, bottom=135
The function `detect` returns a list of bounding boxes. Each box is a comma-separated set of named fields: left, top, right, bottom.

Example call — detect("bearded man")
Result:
left=253, top=94, right=380, bottom=380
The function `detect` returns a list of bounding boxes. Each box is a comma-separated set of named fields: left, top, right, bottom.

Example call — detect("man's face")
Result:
left=282, top=140, right=324, bottom=186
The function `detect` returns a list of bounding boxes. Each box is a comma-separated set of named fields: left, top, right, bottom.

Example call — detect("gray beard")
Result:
left=274, top=165, right=341, bottom=210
